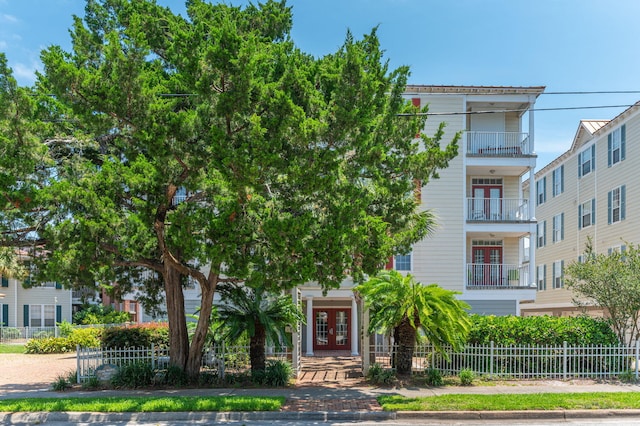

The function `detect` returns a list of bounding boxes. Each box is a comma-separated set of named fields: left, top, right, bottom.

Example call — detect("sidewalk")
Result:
left=3, top=380, right=640, bottom=424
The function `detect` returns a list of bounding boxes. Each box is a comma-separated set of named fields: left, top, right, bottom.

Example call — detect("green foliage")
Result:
left=51, top=375, right=71, bottom=391
left=67, top=327, right=102, bottom=348
left=565, top=239, right=640, bottom=345
left=618, top=370, right=639, bottom=383
left=57, top=320, right=74, bottom=337
left=25, top=337, right=74, bottom=354
left=459, top=368, right=475, bottom=386
left=82, top=376, right=101, bottom=390
left=110, top=362, right=155, bottom=389
left=263, top=360, right=293, bottom=387
left=73, top=305, right=131, bottom=325
left=467, top=314, right=619, bottom=346
left=101, top=324, right=169, bottom=348
left=27, top=0, right=459, bottom=378
left=366, top=363, right=396, bottom=385
left=425, top=368, right=444, bottom=387
left=157, top=365, right=190, bottom=387
left=0, top=328, right=21, bottom=340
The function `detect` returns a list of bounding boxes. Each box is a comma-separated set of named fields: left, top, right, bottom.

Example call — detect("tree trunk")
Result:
left=250, top=321, right=267, bottom=373
left=165, top=265, right=189, bottom=370
left=395, top=316, right=416, bottom=375
left=186, top=277, right=217, bottom=379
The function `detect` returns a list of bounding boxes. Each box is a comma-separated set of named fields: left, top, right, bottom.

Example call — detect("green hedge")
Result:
left=467, top=314, right=619, bottom=346
left=101, top=323, right=169, bottom=348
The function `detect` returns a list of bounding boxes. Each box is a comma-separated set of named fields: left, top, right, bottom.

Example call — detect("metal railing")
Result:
left=466, top=131, right=531, bottom=156
left=466, top=264, right=531, bottom=289
left=466, top=198, right=529, bottom=222
left=76, top=343, right=294, bottom=383
left=369, top=341, right=640, bottom=380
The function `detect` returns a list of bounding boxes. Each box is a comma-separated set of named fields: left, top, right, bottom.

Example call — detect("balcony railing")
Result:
left=466, top=264, right=531, bottom=289
left=466, top=198, right=529, bottom=222
left=466, top=132, right=531, bottom=156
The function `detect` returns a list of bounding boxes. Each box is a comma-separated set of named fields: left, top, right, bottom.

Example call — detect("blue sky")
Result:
left=1, top=0, right=640, bottom=169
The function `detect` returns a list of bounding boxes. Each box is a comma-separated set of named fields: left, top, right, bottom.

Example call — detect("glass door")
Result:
left=313, top=309, right=350, bottom=350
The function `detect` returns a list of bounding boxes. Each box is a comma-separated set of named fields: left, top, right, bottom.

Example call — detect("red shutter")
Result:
left=412, top=98, right=421, bottom=138
left=385, top=256, right=394, bottom=270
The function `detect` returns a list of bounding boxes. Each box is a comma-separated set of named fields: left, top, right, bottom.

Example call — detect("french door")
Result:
left=313, top=309, right=350, bottom=351
left=472, top=185, right=502, bottom=220
left=472, top=246, right=503, bottom=286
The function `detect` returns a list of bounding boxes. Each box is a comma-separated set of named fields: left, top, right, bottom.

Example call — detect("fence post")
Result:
left=563, top=341, right=567, bottom=380
left=490, top=341, right=494, bottom=379
left=220, top=342, right=225, bottom=378
left=635, top=340, right=640, bottom=381
left=76, top=344, right=81, bottom=384
left=151, top=343, right=155, bottom=370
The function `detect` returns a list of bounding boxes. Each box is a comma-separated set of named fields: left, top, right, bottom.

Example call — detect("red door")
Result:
left=472, top=246, right=503, bottom=286
left=313, top=309, right=350, bottom=351
left=472, top=185, right=502, bottom=220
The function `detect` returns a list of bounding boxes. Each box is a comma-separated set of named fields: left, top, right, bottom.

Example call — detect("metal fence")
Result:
left=76, top=343, right=294, bottom=383
left=369, top=341, right=640, bottom=380
left=0, top=326, right=60, bottom=342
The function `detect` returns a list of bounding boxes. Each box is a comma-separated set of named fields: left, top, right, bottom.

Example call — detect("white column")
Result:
left=528, top=95, right=537, bottom=288
left=305, top=296, right=314, bottom=356
left=351, top=296, right=359, bottom=356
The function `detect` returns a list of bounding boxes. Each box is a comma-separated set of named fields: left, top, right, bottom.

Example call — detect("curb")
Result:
left=397, top=409, right=640, bottom=420
left=0, top=410, right=397, bottom=424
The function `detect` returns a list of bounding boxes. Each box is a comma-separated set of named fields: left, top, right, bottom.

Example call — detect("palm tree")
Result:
left=216, top=283, right=305, bottom=373
left=356, top=270, right=471, bottom=375
left=0, top=247, right=26, bottom=279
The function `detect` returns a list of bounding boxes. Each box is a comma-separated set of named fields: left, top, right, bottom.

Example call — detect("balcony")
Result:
left=466, top=264, right=531, bottom=289
left=466, top=132, right=531, bottom=156
left=466, top=198, right=529, bottom=222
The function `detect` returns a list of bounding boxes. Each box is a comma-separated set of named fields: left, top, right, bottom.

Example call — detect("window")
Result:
left=578, top=145, right=596, bottom=177
left=537, top=264, right=546, bottom=291
left=394, top=254, right=412, bottom=271
left=552, top=213, right=564, bottom=243
left=608, top=245, right=627, bottom=255
left=536, top=177, right=547, bottom=205
left=537, top=220, right=546, bottom=248
left=552, top=165, right=564, bottom=196
left=553, top=261, right=564, bottom=289
left=579, top=199, right=596, bottom=229
left=608, top=125, right=626, bottom=166
left=522, top=237, right=530, bottom=262
left=608, top=185, right=626, bottom=224
left=25, top=304, right=59, bottom=327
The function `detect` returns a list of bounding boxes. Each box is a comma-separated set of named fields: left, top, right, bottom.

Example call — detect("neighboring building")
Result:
left=0, top=274, right=73, bottom=328
left=521, top=102, right=640, bottom=317
left=299, top=85, right=544, bottom=356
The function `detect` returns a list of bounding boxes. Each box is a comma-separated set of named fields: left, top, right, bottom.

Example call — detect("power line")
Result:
left=399, top=104, right=639, bottom=117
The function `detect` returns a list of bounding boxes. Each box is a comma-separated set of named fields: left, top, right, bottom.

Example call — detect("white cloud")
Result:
left=0, top=40, right=6, bottom=50
left=1, top=14, right=18, bottom=23
left=12, top=62, right=39, bottom=85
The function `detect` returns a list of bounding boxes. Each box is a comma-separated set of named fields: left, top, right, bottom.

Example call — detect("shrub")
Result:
left=263, top=360, right=292, bottom=387
left=157, top=365, right=190, bottom=387
left=110, top=362, right=155, bottom=389
left=0, top=327, right=21, bottom=340
left=467, top=314, right=619, bottom=346
left=25, top=337, right=74, bottom=354
left=425, top=368, right=443, bottom=387
left=459, top=368, right=475, bottom=386
left=367, top=363, right=396, bottom=385
left=51, top=375, right=71, bottom=391
left=618, top=370, right=639, bottom=383
left=73, top=304, right=130, bottom=325
left=57, top=320, right=74, bottom=338
left=67, top=327, right=102, bottom=348
left=82, top=376, right=101, bottom=390
left=101, top=323, right=169, bottom=349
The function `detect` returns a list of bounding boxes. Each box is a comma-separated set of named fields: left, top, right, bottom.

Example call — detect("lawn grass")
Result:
left=0, top=395, right=285, bottom=412
left=0, top=344, right=25, bottom=354
left=378, top=392, right=640, bottom=411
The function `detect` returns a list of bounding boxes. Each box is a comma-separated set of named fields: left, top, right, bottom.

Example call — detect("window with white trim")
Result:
left=552, top=213, right=564, bottom=243
left=608, top=125, right=625, bottom=166
left=536, top=177, right=546, bottom=205
left=30, top=304, right=55, bottom=327
left=578, top=145, right=595, bottom=178
left=394, top=253, right=412, bottom=271
left=537, top=264, right=546, bottom=291
left=608, top=185, right=626, bottom=224
left=537, top=220, right=546, bottom=248
left=579, top=199, right=595, bottom=229
left=553, top=260, right=564, bottom=289
left=552, top=165, right=564, bottom=196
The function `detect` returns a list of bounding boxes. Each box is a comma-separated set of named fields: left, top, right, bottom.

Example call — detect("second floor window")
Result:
left=608, top=185, right=626, bottom=224
left=553, top=213, right=564, bottom=242
left=537, top=220, right=546, bottom=248
left=579, top=199, right=595, bottom=229
left=578, top=145, right=595, bottom=178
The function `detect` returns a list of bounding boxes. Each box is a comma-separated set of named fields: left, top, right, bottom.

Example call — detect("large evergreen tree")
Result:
left=14, top=0, right=459, bottom=378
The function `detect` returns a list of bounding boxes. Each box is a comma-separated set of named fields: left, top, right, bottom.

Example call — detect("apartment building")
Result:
left=0, top=274, right=73, bottom=328
left=521, top=102, right=640, bottom=317
left=299, top=85, right=544, bottom=356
